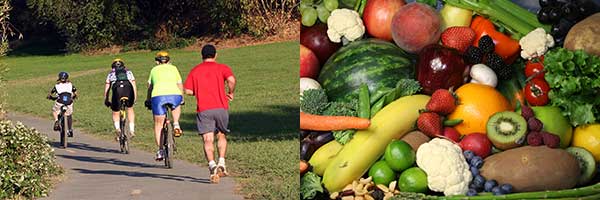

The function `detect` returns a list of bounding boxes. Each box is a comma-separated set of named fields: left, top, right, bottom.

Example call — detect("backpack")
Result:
left=115, top=66, right=128, bottom=81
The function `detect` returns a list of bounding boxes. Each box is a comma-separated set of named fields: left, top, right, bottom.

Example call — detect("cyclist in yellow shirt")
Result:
left=144, top=51, right=184, bottom=161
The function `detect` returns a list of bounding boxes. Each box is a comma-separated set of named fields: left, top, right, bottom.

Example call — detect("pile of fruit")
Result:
left=299, top=0, right=600, bottom=199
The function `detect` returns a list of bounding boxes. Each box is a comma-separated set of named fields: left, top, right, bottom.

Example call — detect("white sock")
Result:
left=113, top=121, right=120, bottom=130
left=208, top=160, right=217, bottom=168
left=173, top=122, right=180, bottom=128
left=129, top=122, right=135, bottom=133
left=218, top=157, right=225, bottom=165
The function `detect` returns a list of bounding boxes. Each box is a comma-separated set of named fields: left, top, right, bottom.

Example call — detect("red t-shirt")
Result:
left=184, top=61, right=234, bottom=112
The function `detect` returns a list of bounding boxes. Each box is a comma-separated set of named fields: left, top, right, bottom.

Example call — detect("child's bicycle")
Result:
left=47, top=96, right=71, bottom=148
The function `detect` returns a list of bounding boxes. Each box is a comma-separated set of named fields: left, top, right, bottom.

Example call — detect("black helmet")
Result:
left=58, top=72, right=69, bottom=81
left=112, top=58, right=124, bottom=69
left=155, top=51, right=170, bottom=63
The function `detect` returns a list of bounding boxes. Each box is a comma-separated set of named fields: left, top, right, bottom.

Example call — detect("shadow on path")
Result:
left=72, top=168, right=211, bottom=184
left=57, top=154, right=161, bottom=169
left=50, top=141, right=123, bottom=154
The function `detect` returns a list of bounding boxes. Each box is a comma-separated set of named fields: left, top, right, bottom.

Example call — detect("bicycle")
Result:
left=159, top=103, right=177, bottom=169
left=118, top=97, right=130, bottom=154
left=48, top=96, right=69, bottom=148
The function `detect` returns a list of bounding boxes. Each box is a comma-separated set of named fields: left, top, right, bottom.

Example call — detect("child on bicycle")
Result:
left=144, top=51, right=184, bottom=161
left=104, top=58, right=137, bottom=141
left=47, top=72, right=78, bottom=137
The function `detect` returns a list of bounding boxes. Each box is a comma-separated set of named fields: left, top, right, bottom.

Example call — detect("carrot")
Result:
left=300, top=112, right=370, bottom=131
left=300, top=160, right=309, bottom=175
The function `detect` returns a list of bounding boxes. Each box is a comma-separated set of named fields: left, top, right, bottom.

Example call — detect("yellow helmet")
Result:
left=112, top=58, right=124, bottom=68
left=155, top=51, right=170, bottom=63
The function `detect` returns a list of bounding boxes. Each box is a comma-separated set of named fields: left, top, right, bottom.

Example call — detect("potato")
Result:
left=564, top=13, right=600, bottom=56
left=400, top=131, right=430, bottom=151
left=480, top=146, right=580, bottom=192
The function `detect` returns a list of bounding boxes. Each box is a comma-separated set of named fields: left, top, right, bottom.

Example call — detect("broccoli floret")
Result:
left=395, top=79, right=422, bottom=97
left=323, top=100, right=357, bottom=117
left=300, top=89, right=329, bottom=115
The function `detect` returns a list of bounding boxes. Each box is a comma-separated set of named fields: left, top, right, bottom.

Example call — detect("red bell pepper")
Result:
left=470, top=16, right=520, bottom=63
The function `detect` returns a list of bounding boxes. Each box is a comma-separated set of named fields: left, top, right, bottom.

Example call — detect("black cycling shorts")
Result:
left=111, top=80, right=135, bottom=112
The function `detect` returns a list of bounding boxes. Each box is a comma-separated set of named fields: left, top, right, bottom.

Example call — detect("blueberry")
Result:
left=463, top=150, right=475, bottom=161
left=470, top=156, right=484, bottom=168
left=470, top=166, right=480, bottom=176
left=500, top=184, right=513, bottom=194
left=466, top=188, right=478, bottom=196
left=492, top=186, right=504, bottom=195
left=484, top=179, right=498, bottom=192
left=472, top=175, right=486, bottom=189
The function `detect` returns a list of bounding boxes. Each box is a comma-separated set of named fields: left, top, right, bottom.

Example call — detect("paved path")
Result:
left=8, top=112, right=244, bottom=200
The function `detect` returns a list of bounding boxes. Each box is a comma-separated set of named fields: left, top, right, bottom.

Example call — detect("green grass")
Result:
left=4, top=41, right=300, bottom=199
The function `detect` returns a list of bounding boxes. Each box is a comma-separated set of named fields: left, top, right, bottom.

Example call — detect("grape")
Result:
left=299, top=2, right=312, bottom=13
left=324, top=0, right=339, bottom=11
left=316, top=4, right=331, bottom=23
left=302, top=7, right=318, bottom=27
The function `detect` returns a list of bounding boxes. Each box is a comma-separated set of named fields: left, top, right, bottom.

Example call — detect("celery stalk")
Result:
left=442, top=0, right=544, bottom=39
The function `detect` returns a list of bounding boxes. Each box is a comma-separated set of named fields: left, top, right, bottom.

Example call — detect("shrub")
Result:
left=0, top=121, right=62, bottom=199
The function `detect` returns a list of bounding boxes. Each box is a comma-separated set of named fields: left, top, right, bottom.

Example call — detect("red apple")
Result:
left=301, top=24, right=342, bottom=64
left=459, top=133, right=492, bottom=158
left=442, top=127, right=461, bottom=142
left=363, top=0, right=406, bottom=41
left=300, top=44, right=321, bottom=79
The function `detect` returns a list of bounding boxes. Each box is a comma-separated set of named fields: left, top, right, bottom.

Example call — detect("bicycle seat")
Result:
left=162, top=103, right=174, bottom=110
left=119, top=97, right=129, bottom=101
left=60, top=105, right=68, bottom=112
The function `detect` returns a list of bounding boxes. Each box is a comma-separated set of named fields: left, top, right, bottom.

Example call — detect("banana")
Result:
left=322, top=95, right=430, bottom=192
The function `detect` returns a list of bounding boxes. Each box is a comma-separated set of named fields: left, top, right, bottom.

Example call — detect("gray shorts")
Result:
left=52, top=102, right=73, bottom=116
left=196, top=108, right=230, bottom=135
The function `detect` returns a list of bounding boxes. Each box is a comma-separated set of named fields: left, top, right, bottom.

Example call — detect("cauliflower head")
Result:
left=519, top=28, right=555, bottom=60
left=327, top=9, right=365, bottom=43
left=416, top=138, right=472, bottom=196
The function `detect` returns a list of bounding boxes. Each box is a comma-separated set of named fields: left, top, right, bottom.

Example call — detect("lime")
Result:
left=384, top=140, right=415, bottom=172
left=398, top=167, right=428, bottom=193
left=368, top=160, right=397, bottom=186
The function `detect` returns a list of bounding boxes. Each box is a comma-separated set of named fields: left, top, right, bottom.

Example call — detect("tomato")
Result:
left=524, top=79, right=550, bottom=106
left=525, top=59, right=545, bottom=80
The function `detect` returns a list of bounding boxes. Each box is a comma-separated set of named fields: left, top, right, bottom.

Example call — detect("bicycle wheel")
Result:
left=119, top=111, right=129, bottom=154
left=60, top=115, right=67, bottom=148
left=164, top=122, right=173, bottom=169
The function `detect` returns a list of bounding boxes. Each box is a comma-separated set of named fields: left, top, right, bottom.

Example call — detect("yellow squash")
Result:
left=322, top=95, right=430, bottom=192
left=309, top=140, right=343, bottom=176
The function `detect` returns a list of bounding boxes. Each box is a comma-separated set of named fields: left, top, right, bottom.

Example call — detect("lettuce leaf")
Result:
left=544, top=48, right=600, bottom=126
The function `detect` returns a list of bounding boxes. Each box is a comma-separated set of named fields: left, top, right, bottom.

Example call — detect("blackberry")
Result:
left=464, top=46, right=483, bottom=64
left=485, top=53, right=512, bottom=80
left=478, top=35, right=495, bottom=54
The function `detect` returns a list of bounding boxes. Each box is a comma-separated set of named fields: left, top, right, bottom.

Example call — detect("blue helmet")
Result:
left=58, top=72, right=69, bottom=81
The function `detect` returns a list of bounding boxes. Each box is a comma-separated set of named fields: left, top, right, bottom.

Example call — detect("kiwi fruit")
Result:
left=486, top=111, right=528, bottom=150
left=566, top=147, right=597, bottom=186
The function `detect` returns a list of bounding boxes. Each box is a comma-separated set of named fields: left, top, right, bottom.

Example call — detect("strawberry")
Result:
left=441, top=27, right=476, bottom=53
left=417, top=112, right=443, bottom=137
left=426, top=89, right=457, bottom=115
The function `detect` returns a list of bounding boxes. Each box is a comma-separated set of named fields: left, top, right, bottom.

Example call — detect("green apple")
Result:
left=532, top=106, right=574, bottom=148
left=440, top=4, right=473, bottom=30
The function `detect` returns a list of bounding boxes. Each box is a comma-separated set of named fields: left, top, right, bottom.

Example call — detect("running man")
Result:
left=184, top=44, right=236, bottom=183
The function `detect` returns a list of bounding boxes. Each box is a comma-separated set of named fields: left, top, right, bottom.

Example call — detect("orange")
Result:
left=448, top=83, right=512, bottom=135
left=572, top=124, right=600, bottom=162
